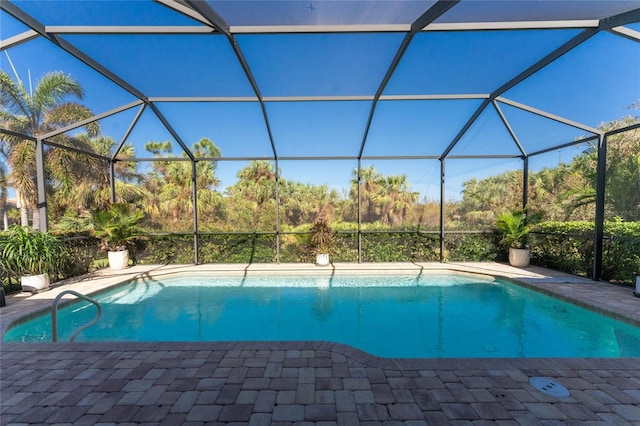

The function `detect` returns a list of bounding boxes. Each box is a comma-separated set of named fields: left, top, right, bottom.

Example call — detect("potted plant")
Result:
left=93, top=203, right=145, bottom=270
left=310, top=216, right=335, bottom=266
left=495, top=208, right=541, bottom=267
left=0, top=225, right=66, bottom=292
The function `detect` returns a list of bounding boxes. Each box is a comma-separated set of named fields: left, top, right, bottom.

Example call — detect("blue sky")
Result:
left=1, top=1, right=639, bottom=201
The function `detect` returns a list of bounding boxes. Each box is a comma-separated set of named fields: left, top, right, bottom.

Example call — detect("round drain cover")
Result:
left=529, top=377, right=570, bottom=398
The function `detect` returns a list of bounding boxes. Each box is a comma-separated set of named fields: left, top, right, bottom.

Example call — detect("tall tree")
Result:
left=144, top=138, right=221, bottom=230
left=225, top=160, right=277, bottom=230
left=0, top=70, right=99, bottom=228
left=570, top=116, right=639, bottom=221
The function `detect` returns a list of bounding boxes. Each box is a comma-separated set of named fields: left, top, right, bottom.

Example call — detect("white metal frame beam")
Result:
left=0, top=29, right=38, bottom=50
left=609, top=25, right=640, bottom=42
left=36, top=19, right=603, bottom=37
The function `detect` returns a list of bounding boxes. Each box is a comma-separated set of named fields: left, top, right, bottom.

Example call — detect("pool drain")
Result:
left=529, top=377, right=570, bottom=398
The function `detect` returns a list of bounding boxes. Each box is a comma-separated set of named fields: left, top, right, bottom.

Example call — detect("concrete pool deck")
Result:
left=2, top=262, right=640, bottom=424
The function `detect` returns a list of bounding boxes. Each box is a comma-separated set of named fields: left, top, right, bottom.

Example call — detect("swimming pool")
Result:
left=5, top=273, right=640, bottom=358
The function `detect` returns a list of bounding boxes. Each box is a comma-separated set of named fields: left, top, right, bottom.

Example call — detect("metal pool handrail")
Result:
left=52, top=290, right=102, bottom=342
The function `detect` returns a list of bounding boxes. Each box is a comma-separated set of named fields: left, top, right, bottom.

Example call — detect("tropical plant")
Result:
left=92, top=203, right=145, bottom=252
left=310, top=215, right=335, bottom=255
left=495, top=208, right=541, bottom=249
left=0, top=225, right=66, bottom=277
left=144, top=139, right=222, bottom=229
left=0, top=70, right=100, bottom=229
left=569, top=116, right=639, bottom=220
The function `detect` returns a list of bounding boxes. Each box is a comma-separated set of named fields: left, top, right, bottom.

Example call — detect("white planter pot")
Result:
left=21, top=273, right=50, bottom=293
left=635, top=276, right=640, bottom=297
left=316, top=253, right=330, bottom=267
left=108, top=250, right=130, bottom=270
left=509, top=247, right=530, bottom=268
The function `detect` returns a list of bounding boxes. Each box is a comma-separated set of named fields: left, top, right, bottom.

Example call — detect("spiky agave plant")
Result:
left=310, top=215, right=335, bottom=255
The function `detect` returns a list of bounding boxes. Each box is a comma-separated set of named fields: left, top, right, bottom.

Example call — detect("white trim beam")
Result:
left=231, top=24, right=410, bottom=34
left=609, top=25, right=640, bottom=42
left=39, top=100, right=144, bottom=140
left=45, top=25, right=214, bottom=35
left=426, top=20, right=599, bottom=31
left=496, top=97, right=602, bottom=135
left=380, top=94, right=489, bottom=101
left=149, top=96, right=258, bottom=102
left=0, top=29, right=38, bottom=50
left=36, top=20, right=604, bottom=37
left=149, top=94, right=490, bottom=102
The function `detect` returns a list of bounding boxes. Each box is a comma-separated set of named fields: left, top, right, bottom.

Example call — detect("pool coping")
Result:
left=2, top=261, right=639, bottom=339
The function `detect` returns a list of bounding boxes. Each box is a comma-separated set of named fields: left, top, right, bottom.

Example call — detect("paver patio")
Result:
left=2, top=263, right=639, bottom=425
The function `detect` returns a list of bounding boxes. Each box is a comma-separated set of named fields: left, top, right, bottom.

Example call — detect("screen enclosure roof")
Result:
left=1, top=0, right=639, bottom=162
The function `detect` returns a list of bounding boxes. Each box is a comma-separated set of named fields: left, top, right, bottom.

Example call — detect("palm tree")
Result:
left=232, top=160, right=276, bottom=204
left=379, top=174, right=418, bottom=226
left=144, top=138, right=222, bottom=230
left=0, top=70, right=99, bottom=228
left=349, top=165, right=383, bottom=223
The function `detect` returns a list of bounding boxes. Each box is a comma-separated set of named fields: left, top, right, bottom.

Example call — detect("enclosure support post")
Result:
left=35, top=138, right=48, bottom=232
left=357, top=159, right=362, bottom=264
left=522, top=156, right=529, bottom=210
left=593, top=134, right=607, bottom=281
left=192, top=161, right=199, bottom=265
left=439, top=159, right=445, bottom=263
left=109, top=160, right=116, bottom=203
left=275, top=159, right=280, bottom=263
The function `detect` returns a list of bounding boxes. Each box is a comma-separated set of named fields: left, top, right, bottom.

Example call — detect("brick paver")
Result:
left=2, top=263, right=640, bottom=424
left=3, top=341, right=638, bottom=424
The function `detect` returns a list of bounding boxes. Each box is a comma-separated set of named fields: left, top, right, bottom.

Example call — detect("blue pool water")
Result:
left=5, top=274, right=640, bottom=358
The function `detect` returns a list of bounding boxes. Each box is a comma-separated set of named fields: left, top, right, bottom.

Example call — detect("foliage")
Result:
left=309, top=216, right=335, bottom=255
left=199, top=233, right=276, bottom=263
left=347, top=165, right=419, bottom=225
left=92, top=203, right=145, bottom=252
left=532, top=220, right=640, bottom=283
left=144, top=139, right=222, bottom=230
left=58, top=233, right=101, bottom=276
left=569, top=117, right=640, bottom=221
left=0, top=225, right=67, bottom=277
left=136, top=234, right=195, bottom=264
left=3, top=69, right=638, bottom=283
left=445, top=232, right=500, bottom=262
left=0, top=70, right=100, bottom=229
left=361, top=232, right=439, bottom=262
left=495, top=209, right=542, bottom=249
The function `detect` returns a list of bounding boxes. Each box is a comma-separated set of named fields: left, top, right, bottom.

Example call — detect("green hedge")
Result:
left=531, top=221, right=640, bottom=283
left=361, top=232, right=440, bottom=262
left=6, top=221, right=635, bottom=294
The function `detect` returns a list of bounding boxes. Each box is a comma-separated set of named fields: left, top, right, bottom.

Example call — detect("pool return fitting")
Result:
left=51, top=290, right=102, bottom=342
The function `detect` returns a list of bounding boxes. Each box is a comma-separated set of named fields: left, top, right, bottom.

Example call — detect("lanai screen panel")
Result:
left=209, top=1, right=437, bottom=26
left=10, top=0, right=197, bottom=25
left=503, top=31, right=640, bottom=128
left=434, top=0, right=640, bottom=22
left=1, top=0, right=639, bottom=248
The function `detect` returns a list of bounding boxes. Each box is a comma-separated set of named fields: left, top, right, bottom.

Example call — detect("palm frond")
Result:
left=0, top=70, right=30, bottom=119
left=32, top=72, right=84, bottom=114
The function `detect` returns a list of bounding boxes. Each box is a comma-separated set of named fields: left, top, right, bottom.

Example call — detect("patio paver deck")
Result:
left=2, top=263, right=640, bottom=424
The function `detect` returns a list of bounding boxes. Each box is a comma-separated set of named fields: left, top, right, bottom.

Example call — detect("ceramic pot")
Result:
left=108, top=250, right=130, bottom=270
left=509, top=247, right=530, bottom=268
left=21, top=273, right=50, bottom=293
left=315, top=253, right=330, bottom=267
